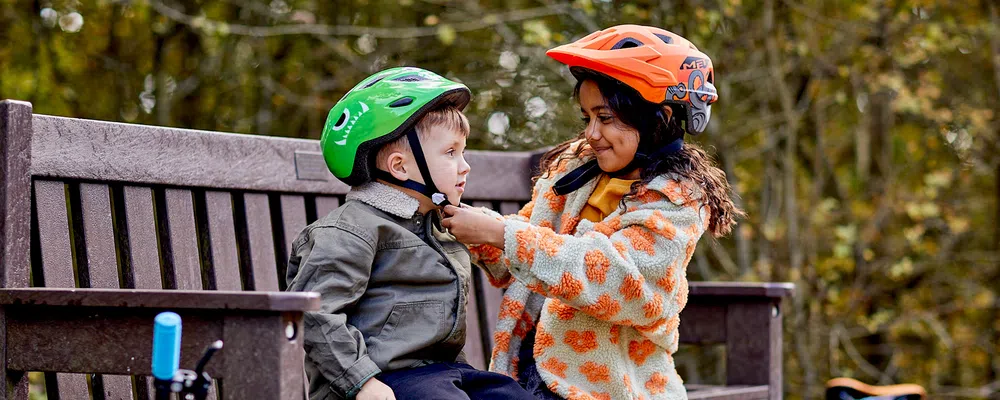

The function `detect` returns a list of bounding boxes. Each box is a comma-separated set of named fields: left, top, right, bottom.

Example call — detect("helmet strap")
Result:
left=372, top=128, right=451, bottom=207
left=611, top=138, right=684, bottom=178
left=552, top=138, right=684, bottom=196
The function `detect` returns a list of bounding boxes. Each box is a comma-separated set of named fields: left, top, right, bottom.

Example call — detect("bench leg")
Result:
left=1, top=309, right=27, bottom=400
left=221, top=312, right=305, bottom=400
left=725, top=300, right=782, bottom=400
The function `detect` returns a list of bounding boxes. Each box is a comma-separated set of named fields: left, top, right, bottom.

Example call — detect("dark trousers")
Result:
left=376, top=362, right=536, bottom=400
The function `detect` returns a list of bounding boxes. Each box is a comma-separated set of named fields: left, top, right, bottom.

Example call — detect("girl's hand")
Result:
left=441, top=205, right=505, bottom=249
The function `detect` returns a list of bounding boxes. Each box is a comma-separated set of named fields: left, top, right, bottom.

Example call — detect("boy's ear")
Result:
left=385, top=151, right=410, bottom=181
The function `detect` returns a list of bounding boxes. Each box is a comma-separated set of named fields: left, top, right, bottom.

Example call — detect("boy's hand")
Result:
left=356, top=378, right=395, bottom=400
left=441, top=205, right=505, bottom=249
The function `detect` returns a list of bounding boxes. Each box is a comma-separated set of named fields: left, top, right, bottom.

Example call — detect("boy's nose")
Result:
left=459, top=156, right=471, bottom=175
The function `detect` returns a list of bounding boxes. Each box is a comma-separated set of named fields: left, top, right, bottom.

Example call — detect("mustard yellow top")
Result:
left=579, top=174, right=638, bottom=223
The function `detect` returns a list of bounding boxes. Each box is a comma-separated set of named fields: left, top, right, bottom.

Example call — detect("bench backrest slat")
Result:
left=463, top=276, right=486, bottom=370
left=240, top=193, right=280, bottom=291
left=204, top=191, right=242, bottom=291
left=80, top=183, right=119, bottom=289
left=314, top=196, right=340, bottom=220
left=278, top=194, right=309, bottom=288
left=163, top=189, right=204, bottom=291
left=123, top=186, right=161, bottom=290
left=34, top=181, right=75, bottom=288
left=499, top=201, right=522, bottom=217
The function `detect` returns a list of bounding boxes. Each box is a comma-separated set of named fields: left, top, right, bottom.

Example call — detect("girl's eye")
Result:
left=581, top=117, right=590, bottom=124
left=598, top=115, right=614, bottom=123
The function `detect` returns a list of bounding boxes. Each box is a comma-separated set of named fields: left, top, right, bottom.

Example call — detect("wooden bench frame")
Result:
left=0, top=99, right=792, bottom=400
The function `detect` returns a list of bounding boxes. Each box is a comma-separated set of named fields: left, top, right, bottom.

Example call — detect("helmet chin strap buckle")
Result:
left=431, top=193, right=448, bottom=206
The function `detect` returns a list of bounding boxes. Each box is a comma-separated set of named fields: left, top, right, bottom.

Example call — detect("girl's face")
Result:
left=578, top=80, right=641, bottom=177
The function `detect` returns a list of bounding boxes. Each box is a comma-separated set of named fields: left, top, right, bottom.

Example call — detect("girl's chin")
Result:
left=596, top=158, right=627, bottom=174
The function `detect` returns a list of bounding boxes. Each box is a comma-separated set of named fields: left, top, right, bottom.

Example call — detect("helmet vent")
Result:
left=361, top=76, right=385, bottom=89
left=392, top=75, right=427, bottom=82
left=611, top=37, right=643, bottom=49
left=654, top=34, right=674, bottom=44
left=389, top=97, right=415, bottom=108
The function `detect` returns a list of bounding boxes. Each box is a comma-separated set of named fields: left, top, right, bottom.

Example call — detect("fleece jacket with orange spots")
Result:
left=470, top=140, right=709, bottom=400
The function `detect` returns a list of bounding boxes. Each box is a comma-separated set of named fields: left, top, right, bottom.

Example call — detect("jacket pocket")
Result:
left=370, top=300, right=446, bottom=365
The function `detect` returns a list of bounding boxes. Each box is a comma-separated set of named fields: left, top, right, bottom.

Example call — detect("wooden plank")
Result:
left=278, top=195, right=308, bottom=291
left=30, top=115, right=350, bottom=195
left=123, top=186, right=161, bottom=290
left=7, top=305, right=224, bottom=375
left=205, top=191, right=241, bottom=291
left=314, top=196, right=339, bottom=219
left=678, top=303, right=727, bottom=344
left=166, top=189, right=203, bottom=290
left=279, top=195, right=308, bottom=265
left=471, top=201, right=493, bottom=210
left=725, top=300, right=780, bottom=400
left=686, top=385, right=770, bottom=400
left=0, top=100, right=33, bottom=289
left=80, top=183, right=120, bottom=289
left=29, top=115, right=536, bottom=200
left=100, top=375, right=134, bottom=400
left=0, top=288, right=320, bottom=312
left=477, top=269, right=504, bottom=349
left=0, top=99, right=32, bottom=400
left=499, top=201, right=521, bottom=217
left=242, top=193, right=279, bottom=291
left=34, top=181, right=75, bottom=288
left=463, top=274, right=486, bottom=370
left=4, top=304, right=307, bottom=400
left=0, top=307, right=31, bottom=400
left=221, top=313, right=305, bottom=399
left=55, top=374, right=90, bottom=400
left=689, top=282, right=794, bottom=298
left=80, top=183, right=135, bottom=399
left=463, top=150, right=535, bottom=201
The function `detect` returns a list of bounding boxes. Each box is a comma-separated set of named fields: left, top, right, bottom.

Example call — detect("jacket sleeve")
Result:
left=467, top=202, right=534, bottom=288
left=500, top=195, right=707, bottom=332
left=287, top=224, right=380, bottom=399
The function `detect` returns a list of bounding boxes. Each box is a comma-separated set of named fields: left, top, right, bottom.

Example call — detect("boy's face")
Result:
left=403, top=125, right=471, bottom=206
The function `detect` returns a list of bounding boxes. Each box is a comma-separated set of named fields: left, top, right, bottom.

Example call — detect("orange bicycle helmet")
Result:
left=547, top=24, right=718, bottom=134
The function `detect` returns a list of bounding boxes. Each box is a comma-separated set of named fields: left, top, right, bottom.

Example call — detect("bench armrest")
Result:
left=680, top=281, right=794, bottom=400
left=0, top=288, right=319, bottom=399
left=0, top=287, right=320, bottom=311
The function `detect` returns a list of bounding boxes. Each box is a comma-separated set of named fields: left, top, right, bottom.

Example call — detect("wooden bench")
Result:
left=0, top=99, right=793, bottom=400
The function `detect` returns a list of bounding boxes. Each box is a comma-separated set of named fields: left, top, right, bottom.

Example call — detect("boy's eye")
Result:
left=447, top=149, right=455, bottom=156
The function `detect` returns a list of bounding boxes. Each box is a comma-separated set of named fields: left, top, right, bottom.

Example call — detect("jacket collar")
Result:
left=346, top=181, right=420, bottom=219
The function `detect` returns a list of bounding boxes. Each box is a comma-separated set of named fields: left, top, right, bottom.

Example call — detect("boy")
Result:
left=285, top=67, right=532, bottom=400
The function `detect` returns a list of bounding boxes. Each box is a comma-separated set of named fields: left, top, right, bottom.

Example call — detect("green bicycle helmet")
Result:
left=321, top=67, right=471, bottom=204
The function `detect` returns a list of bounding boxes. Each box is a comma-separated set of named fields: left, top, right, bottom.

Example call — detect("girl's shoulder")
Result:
left=631, top=173, right=705, bottom=208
